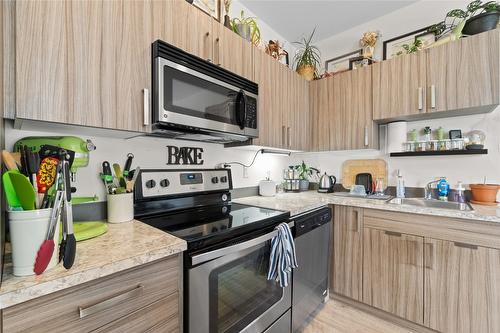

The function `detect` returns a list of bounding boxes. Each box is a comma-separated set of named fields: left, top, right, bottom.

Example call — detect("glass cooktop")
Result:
left=139, top=203, right=289, bottom=250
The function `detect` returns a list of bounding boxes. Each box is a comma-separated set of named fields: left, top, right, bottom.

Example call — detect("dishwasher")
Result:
left=292, top=206, right=332, bottom=332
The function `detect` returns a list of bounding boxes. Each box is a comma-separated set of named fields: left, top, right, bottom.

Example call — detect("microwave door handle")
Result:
left=191, top=221, right=294, bottom=265
left=236, top=90, right=247, bottom=130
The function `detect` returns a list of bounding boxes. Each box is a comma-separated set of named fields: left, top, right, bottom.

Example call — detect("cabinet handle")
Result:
left=351, top=209, right=360, bottom=232
left=430, top=84, right=436, bottom=109
left=454, top=242, right=478, bottom=250
left=143, top=88, right=149, bottom=126
left=364, top=126, right=369, bottom=146
left=418, top=87, right=423, bottom=111
left=384, top=230, right=402, bottom=237
left=425, top=242, right=434, bottom=269
left=79, top=284, right=144, bottom=319
left=282, top=126, right=286, bottom=146
left=215, top=37, right=221, bottom=66
left=287, top=127, right=291, bottom=148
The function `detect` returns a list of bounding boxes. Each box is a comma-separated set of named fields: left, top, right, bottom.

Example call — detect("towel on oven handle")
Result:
left=267, top=222, right=298, bottom=288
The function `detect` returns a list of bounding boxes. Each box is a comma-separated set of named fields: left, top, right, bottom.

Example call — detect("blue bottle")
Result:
left=437, top=177, right=450, bottom=201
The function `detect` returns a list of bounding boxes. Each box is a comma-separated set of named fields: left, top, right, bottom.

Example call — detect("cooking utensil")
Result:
left=2, top=171, right=22, bottom=210
left=2, top=150, right=19, bottom=171
left=123, top=153, right=134, bottom=179
left=125, top=166, right=140, bottom=192
left=317, top=173, right=337, bottom=193
left=33, top=190, right=64, bottom=275
left=19, top=145, right=29, bottom=177
left=59, top=150, right=76, bottom=269
left=24, top=146, right=41, bottom=207
left=113, top=163, right=127, bottom=188
left=101, top=161, right=114, bottom=194
left=9, top=172, right=36, bottom=210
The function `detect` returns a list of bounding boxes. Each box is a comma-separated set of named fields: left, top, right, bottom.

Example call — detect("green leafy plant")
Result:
left=396, top=38, right=423, bottom=56
left=294, top=161, right=319, bottom=181
left=429, top=0, right=499, bottom=38
left=293, top=28, right=321, bottom=77
left=230, top=10, right=261, bottom=46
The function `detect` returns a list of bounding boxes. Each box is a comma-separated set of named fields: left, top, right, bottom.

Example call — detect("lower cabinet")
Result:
left=424, top=238, right=500, bottom=333
left=362, top=227, right=424, bottom=324
left=331, top=206, right=363, bottom=301
left=2, top=255, right=181, bottom=333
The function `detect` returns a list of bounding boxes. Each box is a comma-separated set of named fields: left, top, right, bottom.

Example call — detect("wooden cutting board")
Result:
left=342, top=159, right=388, bottom=190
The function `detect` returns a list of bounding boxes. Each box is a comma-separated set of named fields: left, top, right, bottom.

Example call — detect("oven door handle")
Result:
left=191, top=221, right=294, bottom=266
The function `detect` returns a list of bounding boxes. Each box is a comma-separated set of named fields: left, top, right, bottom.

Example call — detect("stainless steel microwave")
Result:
left=152, top=40, right=258, bottom=143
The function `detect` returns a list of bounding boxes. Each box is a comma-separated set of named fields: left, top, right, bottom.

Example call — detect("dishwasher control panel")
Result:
left=294, top=207, right=332, bottom=237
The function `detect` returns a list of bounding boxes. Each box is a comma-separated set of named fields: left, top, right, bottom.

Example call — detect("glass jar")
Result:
left=405, top=142, right=416, bottom=152
left=451, top=138, right=464, bottom=150
left=464, top=130, right=486, bottom=150
left=416, top=141, right=427, bottom=152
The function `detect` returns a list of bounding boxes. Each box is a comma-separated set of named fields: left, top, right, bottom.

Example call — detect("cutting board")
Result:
left=342, top=159, right=388, bottom=190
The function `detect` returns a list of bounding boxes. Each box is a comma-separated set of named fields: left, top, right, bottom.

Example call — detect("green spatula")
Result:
left=2, top=171, right=22, bottom=210
left=9, top=172, right=35, bottom=210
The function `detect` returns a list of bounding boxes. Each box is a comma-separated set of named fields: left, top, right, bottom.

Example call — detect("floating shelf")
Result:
left=390, top=149, right=488, bottom=157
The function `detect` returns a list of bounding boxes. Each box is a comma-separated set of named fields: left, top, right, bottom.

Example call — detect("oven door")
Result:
left=156, top=57, right=258, bottom=137
left=188, top=229, right=292, bottom=333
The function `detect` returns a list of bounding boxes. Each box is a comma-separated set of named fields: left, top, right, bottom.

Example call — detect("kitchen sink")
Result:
left=388, top=197, right=474, bottom=211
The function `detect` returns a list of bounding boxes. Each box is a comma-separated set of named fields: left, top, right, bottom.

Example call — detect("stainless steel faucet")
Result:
left=424, top=179, right=440, bottom=200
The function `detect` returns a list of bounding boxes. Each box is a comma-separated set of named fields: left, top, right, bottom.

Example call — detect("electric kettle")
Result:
left=318, top=173, right=337, bottom=193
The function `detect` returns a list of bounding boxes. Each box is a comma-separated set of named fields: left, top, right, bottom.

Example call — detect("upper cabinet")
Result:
left=426, top=29, right=499, bottom=114
left=372, top=52, right=427, bottom=121
left=374, top=29, right=499, bottom=122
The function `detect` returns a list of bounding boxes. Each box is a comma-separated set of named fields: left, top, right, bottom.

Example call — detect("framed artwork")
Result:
left=186, top=0, right=221, bottom=22
left=383, top=26, right=436, bottom=60
left=349, top=56, right=373, bottom=70
left=325, top=49, right=362, bottom=73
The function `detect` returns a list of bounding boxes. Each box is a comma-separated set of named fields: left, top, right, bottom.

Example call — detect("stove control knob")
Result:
left=220, top=176, right=228, bottom=183
left=221, top=194, right=228, bottom=202
left=160, top=179, right=170, bottom=188
left=211, top=177, right=219, bottom=184
left=145, top=179, right=156, bottom=189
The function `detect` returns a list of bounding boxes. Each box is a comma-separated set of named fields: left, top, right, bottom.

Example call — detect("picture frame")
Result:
left=383, top=26, right=436, bottom=60
left=325, top=49, right=362, bottom=74
left=186, top=0, right=221, bottom=22
left=348, top=56, right=373, bottom=70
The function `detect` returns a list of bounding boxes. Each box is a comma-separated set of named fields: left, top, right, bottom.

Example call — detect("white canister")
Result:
left=107, top=193, right=134, bottom=223
left=387, top=121, right=408, bottom=153
left=259, top=180, right=277, bottom=197
left=8, top=208, right=60, bottom=276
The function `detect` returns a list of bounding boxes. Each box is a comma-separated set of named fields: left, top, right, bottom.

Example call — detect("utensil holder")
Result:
left=107, top=193, right=134, bottom=223
left=8, top=208, right=60, bottom=276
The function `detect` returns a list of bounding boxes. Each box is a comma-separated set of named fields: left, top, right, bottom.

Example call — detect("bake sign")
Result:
left=167, top=145, right=204, bottom=165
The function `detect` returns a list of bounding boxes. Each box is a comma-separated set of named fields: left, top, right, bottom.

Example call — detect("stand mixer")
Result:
left=13, top=136, right=96, bottom=182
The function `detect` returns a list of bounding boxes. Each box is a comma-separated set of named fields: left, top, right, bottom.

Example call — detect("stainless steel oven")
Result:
left=152, top=40, right=258, bottom=143
left=188, top=226, right=292, bottom=333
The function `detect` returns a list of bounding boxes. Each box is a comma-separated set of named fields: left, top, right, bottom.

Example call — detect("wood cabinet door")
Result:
left=363, top=227, right=424, bottom=324
left=288, top=72, right=310, bottom=151
left=426, top=29, right=499, bottom=114
left=372, top=52, right=426, bottom=121
left=253, top=50, right=283, bottom=148
left=213, top=23, right=254, bottom=80
left=309, top=77, right=333, bottom=151
left=332, top=206, right=363, bottom=301
left=171, top=0, right=213, bottom=62
left=424, top=238, right=500, bottom=333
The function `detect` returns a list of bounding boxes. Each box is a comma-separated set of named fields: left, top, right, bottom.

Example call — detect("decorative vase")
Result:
left=224, top=15, right=231, bottom=29
left=235, top=23, right=251, bottom=42
left=362, top=45, right=374, bottom=58
left=299, top=180, right=310, bottom=192
left=297, top=65, right=315, bottom=81
left=463, top=12, right=500, bottom=36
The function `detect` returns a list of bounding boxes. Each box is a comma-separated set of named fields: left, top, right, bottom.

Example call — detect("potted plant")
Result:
left=294, top=161, right=319, bottom=191
left=293, top=28, right=321, bottom=81
left=223, top=0, right=232, bottom=29
left=230, top=10, right=261, bottom=46
left=463, top=1, right=500, bottom=35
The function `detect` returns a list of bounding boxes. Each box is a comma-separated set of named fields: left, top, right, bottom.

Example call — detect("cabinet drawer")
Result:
left=93, top=292, right=179, bottom=333
left=3, top=255, right=180, bottom=333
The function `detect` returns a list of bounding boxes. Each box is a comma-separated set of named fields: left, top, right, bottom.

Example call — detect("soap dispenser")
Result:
left=396, top=169, right=405, bottom=198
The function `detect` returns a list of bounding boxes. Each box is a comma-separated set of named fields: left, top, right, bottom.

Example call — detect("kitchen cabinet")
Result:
left=424, top=238, right=500, bottom=333
left=331, top=206, right=363, bottom=301
left=2, top=256, right=182, bottom=333
left=309, top=77, right=332, bottom=151
left=426, top=29, right=499, bottom=114
left=372, top=52, right=427, bottom=121
left=213, top=23, right=254, bottom=80
left=286, top=70, right=310, bottom=151
left=362, top=227, right=424, bottom=324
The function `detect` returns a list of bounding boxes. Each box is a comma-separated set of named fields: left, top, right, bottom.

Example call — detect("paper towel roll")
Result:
left=387, top=121, right=407, bottom=153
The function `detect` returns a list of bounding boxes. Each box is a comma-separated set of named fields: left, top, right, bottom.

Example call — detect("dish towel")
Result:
left=267, top=223, right=298, bottom=288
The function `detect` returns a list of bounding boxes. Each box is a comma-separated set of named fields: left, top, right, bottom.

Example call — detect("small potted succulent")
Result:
left=230, top=10, right=261, bottom=46
left=293, top=28, right=321, bottom=81
left=294, top=161, right=320, bottom=191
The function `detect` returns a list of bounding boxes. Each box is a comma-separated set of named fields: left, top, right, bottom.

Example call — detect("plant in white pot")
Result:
left=293, top=28, right=321, bottom=81
left=230, top=10, right=261, bottom=46
left=295, top=161, right=320, bottom=191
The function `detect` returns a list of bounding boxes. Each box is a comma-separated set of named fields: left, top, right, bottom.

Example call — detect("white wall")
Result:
left=291, top=0, right=500, bottom=191
left=4, top=122, right=290, bottom=201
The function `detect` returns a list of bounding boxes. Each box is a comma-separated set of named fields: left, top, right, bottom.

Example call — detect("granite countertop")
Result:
left=0, top=220, right=186, bottom=309
left=233, top=191, right=500, bottom=224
